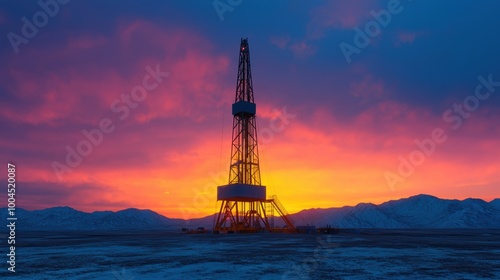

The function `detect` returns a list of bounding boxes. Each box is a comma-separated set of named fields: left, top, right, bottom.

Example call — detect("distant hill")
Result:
left=490, top=198, right=500, bottom=210
left=0, top=207, right=185, bottom=230
left=1, top=194, right=499, bottom=230
left=291, top=194, right=500, bottom=228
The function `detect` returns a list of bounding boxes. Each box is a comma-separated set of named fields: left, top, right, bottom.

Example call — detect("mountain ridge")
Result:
left=2, top=194, right=499, bottom=230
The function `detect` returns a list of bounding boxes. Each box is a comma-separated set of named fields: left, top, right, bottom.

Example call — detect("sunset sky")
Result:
left=1, top=0, right=499, bottom=219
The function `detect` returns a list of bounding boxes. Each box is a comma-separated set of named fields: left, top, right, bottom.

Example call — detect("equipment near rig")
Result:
left=213, top=38, right=295, bottom=233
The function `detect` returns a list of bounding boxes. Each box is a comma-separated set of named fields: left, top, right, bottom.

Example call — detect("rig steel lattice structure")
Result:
left=213, top=38, right=295, bottom=233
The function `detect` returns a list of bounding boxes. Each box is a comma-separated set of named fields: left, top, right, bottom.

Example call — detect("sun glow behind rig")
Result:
left=213, top=38, right=295, bottom=233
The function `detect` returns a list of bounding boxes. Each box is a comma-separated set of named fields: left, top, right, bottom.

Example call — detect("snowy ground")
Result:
left=2, top=229, right=499, bottom=279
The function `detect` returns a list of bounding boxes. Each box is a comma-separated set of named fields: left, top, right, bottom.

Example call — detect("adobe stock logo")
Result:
left=7, top=0, right=70, bottom=54
left=339, top=0, right=413, bottom=64
left=384, top=74, right=500, bottom=190
left=52, top=64, right=169, bottom=181
left=213, top=0, right=243, bottom=21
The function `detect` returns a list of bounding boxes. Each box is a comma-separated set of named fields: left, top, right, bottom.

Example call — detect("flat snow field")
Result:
left=2, top=229, right=499, bottom=279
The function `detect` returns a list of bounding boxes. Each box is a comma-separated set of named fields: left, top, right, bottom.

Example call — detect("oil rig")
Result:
left=213, top=38, right=295, bottom=233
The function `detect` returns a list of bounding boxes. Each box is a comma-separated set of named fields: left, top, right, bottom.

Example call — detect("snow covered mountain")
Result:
left=291, top=194, right=500, bottom=228
left=1, top=194, right=499, bottom=230
left=490, top=198, right=500, bottom=210
left=0, top=207, right=185, bottom=230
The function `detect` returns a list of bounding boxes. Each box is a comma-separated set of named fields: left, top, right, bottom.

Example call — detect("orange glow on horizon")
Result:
left=16, top=106, right=500, bottom=219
